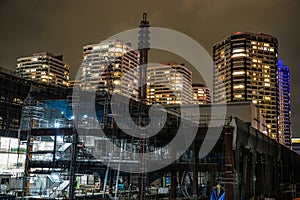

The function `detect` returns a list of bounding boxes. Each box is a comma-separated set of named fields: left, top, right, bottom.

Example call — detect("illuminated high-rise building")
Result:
left=192, top=83, right=211, bottom=104
left=146, top=61, right=192, bottom=105
left=278, top=60, right=292, bottom=147
left=213, top=32, right=278, bottom=139
left=69, top=80, right=81, bottom=89
left=80, top=39, right=139, bottom=100
left=292, top=138, right=300, bottom=154
left=16, top=52, right=70, bottom=87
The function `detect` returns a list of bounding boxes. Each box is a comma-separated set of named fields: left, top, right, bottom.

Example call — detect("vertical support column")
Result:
left=274, top=158, right=280, bottom=195
left=69, top=129, right=77, bottom=200
left=138, top=134, right=146, bottom=200
left=279, top=155, right=284, bottom=195
left=256, top=153, right=262, bottom=196
left=192, top=171, right=198, bottom=197
left=262, top=155, right=266, bottom=195
left=224, top=127, right=234, bottom=200
left=52, top=129, right=57, bottom=169
left=245, top=150, right=252, bottom=200
left=192, top=142, right=198, bottom=198
left=109, top=170, right=113, bottom=195
left=265, top=155, right=271, bottom=194
left=22, top=133, right=33, bottom=198
left=178, top=171, right=183, bottom=196
left=210, top=170, right=215, bottom=195
left=137, top=167, right=144, bottom=199
left=251, top=152, right=257, bottom=198
left=169, top=171, right=177, bottom=199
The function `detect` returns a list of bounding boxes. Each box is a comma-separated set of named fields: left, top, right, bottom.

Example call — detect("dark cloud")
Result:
left=1, top=0, right=300, bottom=136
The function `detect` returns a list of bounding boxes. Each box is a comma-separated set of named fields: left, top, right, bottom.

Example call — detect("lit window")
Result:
left=234, top=94, right=242, bottom=98
left=231, top=53, right=247, bottom=58
left=232, top=71, right=245, bottom=76
left=220, top=51, right=225, bottom=58
left=264, top=96, right=271, bottom=101
left=114, top=80, right=120, bottom=85
left=233, top=84, right=244, bottom=89
left=232, top=48, right=245, bottom=53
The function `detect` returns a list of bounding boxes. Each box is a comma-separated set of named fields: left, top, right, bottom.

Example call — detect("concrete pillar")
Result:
left=256, top=153, right=263, bottom=196
left=245, top=151, right=252, bottom=199
left=251, top=152, right=257, bottom=198
left=224, top=127, right=234, bottom=200
left=192, top=171, right=198, bottom=197
left=169, top=171, right=177, bottom=199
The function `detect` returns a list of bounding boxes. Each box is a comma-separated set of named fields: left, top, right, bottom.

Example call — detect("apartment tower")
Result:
left=213, top=32, right=278, bottom=139
left=80, top=39, right=139, bottom=100
left=192, top=83, right=212, bottom=104
left=278, top=60, right=292, bottom=147
left=16, top=52, right=70, bottom=87
left=146, top=61, right=192, bottom=105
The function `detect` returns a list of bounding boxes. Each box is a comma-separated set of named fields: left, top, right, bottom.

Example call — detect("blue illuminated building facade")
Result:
left=278, top=60, right=292, bottom=147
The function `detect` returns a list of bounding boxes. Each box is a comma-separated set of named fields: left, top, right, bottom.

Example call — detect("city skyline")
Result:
left=0, top=0, right=300, bottom=136
left=1, top=3, right=300, bottom=198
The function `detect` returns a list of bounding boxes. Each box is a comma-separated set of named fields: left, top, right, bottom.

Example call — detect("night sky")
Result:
left=1, top=0, right=300, bottom=136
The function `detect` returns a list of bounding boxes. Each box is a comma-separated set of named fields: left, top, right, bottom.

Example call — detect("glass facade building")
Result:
left=278, top=60, right=292, bottom=147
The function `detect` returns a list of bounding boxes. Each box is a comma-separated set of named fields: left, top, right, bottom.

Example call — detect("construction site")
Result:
left=0, top=66, right=300, bottom=200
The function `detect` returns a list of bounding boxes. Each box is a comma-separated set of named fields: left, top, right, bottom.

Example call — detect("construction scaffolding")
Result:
left=1, top=65, right=300, bottom=199
left=16, top=86, right=300, bottom=199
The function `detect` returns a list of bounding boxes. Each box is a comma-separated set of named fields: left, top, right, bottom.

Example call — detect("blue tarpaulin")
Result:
left=210, top=188, right=225, bottom=200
